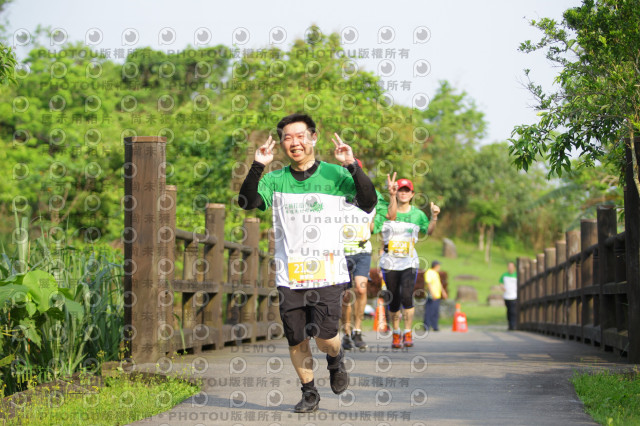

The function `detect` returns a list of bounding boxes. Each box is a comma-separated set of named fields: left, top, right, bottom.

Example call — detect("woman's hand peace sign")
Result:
left=387, top=172, right=398, bottom=196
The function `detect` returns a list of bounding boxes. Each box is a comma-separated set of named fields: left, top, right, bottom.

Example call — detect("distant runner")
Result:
left=341, top=161, right=391, bottom=351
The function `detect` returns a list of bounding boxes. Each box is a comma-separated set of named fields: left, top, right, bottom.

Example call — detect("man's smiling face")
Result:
left=281, top=121, right=316, bottom=164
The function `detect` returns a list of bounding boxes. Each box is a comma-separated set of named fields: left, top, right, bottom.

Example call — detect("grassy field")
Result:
left=571, top=370, right=640, bottom=425
left=365, top=236, right=533, bottom=329
left=413, top=235, right=532, bottom=302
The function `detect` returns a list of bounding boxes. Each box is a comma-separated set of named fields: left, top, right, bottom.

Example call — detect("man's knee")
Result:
left=342, top=289, right=356, bottom=304
left=353, top=278, right=367, bottom=295
left=289, top=338, right=311, bottom=351
left=315, top=335, right=339, bottom=351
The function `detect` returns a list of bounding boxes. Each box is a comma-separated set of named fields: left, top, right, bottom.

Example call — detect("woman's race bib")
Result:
left=388, top=239, right=414, bottom=257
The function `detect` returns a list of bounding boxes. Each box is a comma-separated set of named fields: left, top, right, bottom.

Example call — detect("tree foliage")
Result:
left=0, top=28, right=420, bottom=245
left=510, top=0, right=640, bottom=191
left=417, top=82, right=594, bottom=254
left=0, top=24, right=614, bottom=254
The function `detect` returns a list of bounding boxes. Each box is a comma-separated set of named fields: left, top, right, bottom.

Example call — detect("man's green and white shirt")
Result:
left=500, top=272, right=517, bottom=300
left=342, top=204, right=376, bottom=256
left=342, top=191, right=387, bottom=255
left=258, top=161, right=365, bottom=289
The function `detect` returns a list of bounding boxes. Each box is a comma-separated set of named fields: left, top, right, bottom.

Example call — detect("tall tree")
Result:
left=510, top=0, right=640, bottom=191
left=419, top=81, right=487, bottom=222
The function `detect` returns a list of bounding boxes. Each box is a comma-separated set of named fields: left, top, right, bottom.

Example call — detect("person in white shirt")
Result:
left=499, top=262, right=518, bottom=330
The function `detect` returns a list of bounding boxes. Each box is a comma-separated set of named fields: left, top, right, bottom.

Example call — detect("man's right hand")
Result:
left=255, top=136, right=276, bottom=166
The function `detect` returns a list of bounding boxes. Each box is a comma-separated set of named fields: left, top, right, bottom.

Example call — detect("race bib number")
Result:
left=342, top=224, right=370, bottom=244
left=388, top=240, right=412, bottom=257
left=288, top=258, right=326, bottom=282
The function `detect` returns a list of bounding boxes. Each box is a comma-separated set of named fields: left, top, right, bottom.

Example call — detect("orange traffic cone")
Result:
left=452, top=303, right=468, bottom=332
left=374, top=297, right=389, bottom=332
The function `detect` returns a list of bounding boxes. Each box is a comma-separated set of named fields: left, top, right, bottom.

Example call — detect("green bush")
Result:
left=0, top=214, right=123, bottom=396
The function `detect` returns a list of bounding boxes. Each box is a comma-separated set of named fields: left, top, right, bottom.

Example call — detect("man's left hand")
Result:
left=332, top=133, right=355, bottom=166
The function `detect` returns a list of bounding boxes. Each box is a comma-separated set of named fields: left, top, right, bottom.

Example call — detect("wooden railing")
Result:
left=517, top=140, right=640, bottom=363
left=123, top=136, right=280, bottom=363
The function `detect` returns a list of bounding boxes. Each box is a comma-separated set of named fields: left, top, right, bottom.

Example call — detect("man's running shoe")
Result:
left=351, top=330, right=368, bottom=349
left=294, top=387, right=320, bottom=413
left=327, top=349, right=349, bottom=394
left=342, top=333, right=355, bottom=350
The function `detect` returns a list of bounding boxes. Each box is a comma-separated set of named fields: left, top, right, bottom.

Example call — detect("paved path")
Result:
left=133, top=326, right=630, bottom=425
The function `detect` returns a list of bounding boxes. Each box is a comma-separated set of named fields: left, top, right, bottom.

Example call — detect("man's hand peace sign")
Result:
left=331, top=133, right=355, bottom=166
left=255, top=136, right=276, bottom=166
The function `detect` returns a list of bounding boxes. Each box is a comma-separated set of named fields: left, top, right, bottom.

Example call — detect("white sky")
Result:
left=3, top=0, right=580, bottom=144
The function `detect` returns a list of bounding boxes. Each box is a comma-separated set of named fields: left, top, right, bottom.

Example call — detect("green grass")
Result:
left=359, top=303, right=507, bottom=330
left=1, top=372, right=200, bottom=425
left=446, top=303, right=507, bottom=326
left=571, top=370, right=640, bottom=425
left=412, top=236, right=532, bottom=303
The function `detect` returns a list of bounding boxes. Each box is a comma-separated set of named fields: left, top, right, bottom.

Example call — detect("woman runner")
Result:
left=374, top=177, right=440, bottom=348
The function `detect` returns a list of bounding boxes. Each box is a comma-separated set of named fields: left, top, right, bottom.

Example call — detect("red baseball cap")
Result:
left=397, top=178, right=414, bottom=191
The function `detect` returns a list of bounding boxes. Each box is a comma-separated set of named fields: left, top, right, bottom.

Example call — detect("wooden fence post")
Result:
left=536, top=253, right=545, bottom=331
left=566, top=230, right=580, bottom=334
left=544, top=248, right=556, bottom=327
left=267, top=229, right=281, bottom=335
left=517, top=257, right=528, bottom=329
left=182, top=232, right=199, bottom=353
left=529, top=258, right=536, bottom=326
left=242, top=218, right=260, bottom=343
left=205, top=204, right=226, bottom=350
left=597, top=206, right=617, bottom=351
left=625, top=138, right=640, bottom=362
left=556, top=239, right=566, bottom=335
left=581, top=219, right=598, bottom=344
left=123, top=136, right=166, bottom=364
left=256, top=229, right=271, bottom=335
left=227, top=248, right=242, bottom=332
left=157, top=184, right=176, bottom=355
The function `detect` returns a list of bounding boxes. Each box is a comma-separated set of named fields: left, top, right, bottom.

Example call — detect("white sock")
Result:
left=394, top=329, right=401, bottom=334
left=404, top=329, right=411, bottom=334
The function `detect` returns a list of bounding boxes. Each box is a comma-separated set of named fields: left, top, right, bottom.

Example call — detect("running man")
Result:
left=340, top=163, right=393, bottom=351
left=374, top=177, right=440, bottom=348
left=239, top=113, right=377, bottom=413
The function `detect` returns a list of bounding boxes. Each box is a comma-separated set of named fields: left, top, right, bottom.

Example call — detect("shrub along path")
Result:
left=134, top=327, right=630, bottom=425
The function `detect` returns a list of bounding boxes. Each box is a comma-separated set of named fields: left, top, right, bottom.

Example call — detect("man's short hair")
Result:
left=276, top=113, right=316, bottom=140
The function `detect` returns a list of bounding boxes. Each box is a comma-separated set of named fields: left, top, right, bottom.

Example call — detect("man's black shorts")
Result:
left=277, top=284, right=347, bottom=347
